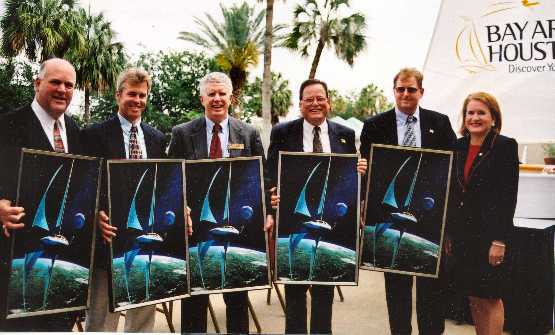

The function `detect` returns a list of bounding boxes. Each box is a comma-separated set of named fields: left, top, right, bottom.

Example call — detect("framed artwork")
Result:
left=1, top=149, right=101, bottom=319
left=184, top=157, right=270, bottom=294
left=275, top=152, right=360, bottom=285
left=360, top=144, right=453, bottom=277
left=107, top=160, right=187, bottom=312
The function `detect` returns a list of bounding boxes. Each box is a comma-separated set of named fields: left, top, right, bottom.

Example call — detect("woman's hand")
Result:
left=269, top=187, right=280, bottom=209
left=488, top=241, right=505, bottom=266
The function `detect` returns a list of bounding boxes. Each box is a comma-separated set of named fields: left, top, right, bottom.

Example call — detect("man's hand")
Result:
left=186, top=206, right=193, bottom=236
left=0, top=199, right=25, bottom=238
left=357, top=158, right=368, bottom=175
left=97, top=210, right=117, bottom=243
left=264, top=214, right=275, bottom=237
left=269, top=187, right=280, bottom=210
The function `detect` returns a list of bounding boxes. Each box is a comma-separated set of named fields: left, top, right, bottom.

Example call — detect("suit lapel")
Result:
left=141, top=124, right=156, bottom=158
left=192, top=118, right=208, bottom=159
left=228, top=118, right=244, bottom=158
left=328, top=120, right=341, bottom=153
left=106, top=116, right=126, bottom=158
left=26, top=107, right=55, bottom=151
left=419, top=109, right=432, bottom=147
left=290, top=118, right=304, bottom=152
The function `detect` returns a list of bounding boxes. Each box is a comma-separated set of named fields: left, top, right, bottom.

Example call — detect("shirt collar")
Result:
left=31, top=98, right=66, bottom=131
left=303, top=118, right=328, bottom=134
left=205, top=115, right=229, bottom=134
left=395, top=106, right=421, bottom=124
left=117, top=112, right=142, bottom=131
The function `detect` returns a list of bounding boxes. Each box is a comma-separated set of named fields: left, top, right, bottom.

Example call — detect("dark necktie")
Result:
left=209, top=123, right=223, bottom=159
left=53, top=120, right=65, bottom=153
left=313, top=126, right=323, bottom=153
left=129, top=125, right=143, bottom=159
left=402, top=115, right=417, bottom=147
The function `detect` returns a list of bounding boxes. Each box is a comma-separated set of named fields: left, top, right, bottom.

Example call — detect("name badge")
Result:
left=228, top=143, right=245, bottom=150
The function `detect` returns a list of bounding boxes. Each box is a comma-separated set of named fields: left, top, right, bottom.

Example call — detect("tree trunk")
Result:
left=261, top=0, right=275, bottom=150
left=309, top=38, right=325, bottom=79
left=84, top=87, right=90, bottom=125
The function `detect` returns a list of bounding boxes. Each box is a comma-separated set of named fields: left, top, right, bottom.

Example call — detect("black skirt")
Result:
left=454, top=238, right=511, bottom=299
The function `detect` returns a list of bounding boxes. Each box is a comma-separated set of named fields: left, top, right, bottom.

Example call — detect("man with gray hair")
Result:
left=81, top=67, right=166, bottom=332
left=169, top=71, right=264, bottom=333
left=0, top=58, right=82, bottom=331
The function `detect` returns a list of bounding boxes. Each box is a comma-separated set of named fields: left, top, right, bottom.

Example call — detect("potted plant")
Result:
left=543, top=143, right=555, bottom=165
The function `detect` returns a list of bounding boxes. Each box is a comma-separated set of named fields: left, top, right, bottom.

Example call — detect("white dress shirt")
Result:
left=302, top=119, right=331, bottom=153
left=395, top=106, right=422, bottom=148
left=31, top=98, right=68, bottom=153
left=118, top=112, right=148, bottom=159
left=205, top=116, right=230, bottom=158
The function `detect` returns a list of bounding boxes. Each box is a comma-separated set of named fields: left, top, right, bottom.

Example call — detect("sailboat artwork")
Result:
left=276, top=152, right=360, bottom=286
left=361, top=144, right=452, bottom=278
left=108, top=160, right=187, bottom=312
left=4, top=149, right=100, bottom=319
left=185, top=157, right=270, bottom=294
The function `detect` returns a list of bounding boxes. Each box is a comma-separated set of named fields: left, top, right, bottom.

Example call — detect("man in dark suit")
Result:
left=168, top=72, right=264, bottom=334
left=0, top=58, right=81, bottom=331
left=80, top=68, right=166, bottom=332
left=266, top=79, right=366, bottom=334
left=359, top=68, right=456, bottom=335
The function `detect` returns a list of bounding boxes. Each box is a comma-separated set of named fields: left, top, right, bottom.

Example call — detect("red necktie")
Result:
left=53, top=120, right=65, bottom=153
left=209, top=123, right=222, bottom=159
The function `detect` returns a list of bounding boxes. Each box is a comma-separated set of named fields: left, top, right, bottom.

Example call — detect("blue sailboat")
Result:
left=378, top=153, right=423, bottom=268
left=23, top=160, right=75, bottom=310
left=290, top=157, right=333, bottom=280
left=198, top=163, right=243, bottom=289
left=124, top=165, right=165, bottom=302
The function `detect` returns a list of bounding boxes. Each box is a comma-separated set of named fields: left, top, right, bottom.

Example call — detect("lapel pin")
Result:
left=429, top=129, right=434, bottom=134
left=340, top=138, right=346, bottom=144
left=478, top=152, right=483, bottom=156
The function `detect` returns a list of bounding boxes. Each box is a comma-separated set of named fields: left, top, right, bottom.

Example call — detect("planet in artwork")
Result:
left=240, top=206, right=254, bottom=221
left=361, top=225, right=439, bottom=274
left=7, top=258, right=88, bottom=315
left=422, top=197, right=435, bottom=211
left=189, top=246, right=268, bottom=292
left=335, top=202, right=348, bottom=217
left=276, top=238, right=356, bottom=282
left=112, top=255, right=187, bottom=306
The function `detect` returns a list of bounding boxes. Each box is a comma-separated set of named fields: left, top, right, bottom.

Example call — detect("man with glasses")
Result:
left=266, top=79, right=366, bottom=334
left=359, top=68, right=456, bottom=335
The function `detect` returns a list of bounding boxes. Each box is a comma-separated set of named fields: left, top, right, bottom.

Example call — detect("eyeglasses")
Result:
left=394, top=86, right=419, bottom=94
left=302, top=96, right=328, bottom=104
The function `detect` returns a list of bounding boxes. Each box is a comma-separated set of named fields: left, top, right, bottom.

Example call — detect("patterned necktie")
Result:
left=313, top=126, right=323, bottom=153
left=209, top=123, right=223, bottom=159
left=402, top=115, right=417, bottom=147
left=53, top=120, right=65, bottom=153
left=129, top=125, right=143, bottom=159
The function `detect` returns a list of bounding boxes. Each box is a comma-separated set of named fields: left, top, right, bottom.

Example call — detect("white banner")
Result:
left=423, top=0, right=555, bottom=142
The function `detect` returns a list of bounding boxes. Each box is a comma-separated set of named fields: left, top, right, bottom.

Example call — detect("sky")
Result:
left=77, top=0, right=442, bottom=111
left=0, top=0, right=442, bottom=116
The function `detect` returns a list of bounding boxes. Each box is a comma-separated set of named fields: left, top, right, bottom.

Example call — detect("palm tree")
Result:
left=178, top=2, right=285, bottom=106
left=244, top=72, right=292, bottom=125
left=67, top=8, right=126, bottom=124
left=1, top=0, right=85, bottom=61
left=282, top=0, right=367, bottom=79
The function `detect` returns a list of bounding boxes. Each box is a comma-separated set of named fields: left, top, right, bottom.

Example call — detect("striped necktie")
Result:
left=402, top=115, right=417, bottom=147
left=53, top=120, right=65, bottom=153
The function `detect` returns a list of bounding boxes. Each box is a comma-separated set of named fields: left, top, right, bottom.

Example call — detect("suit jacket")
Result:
left=449, top=131, right=518, bottom=245
left=359, top=108, right=456, bottom=160
left=168, top=116, right=264, bottom=160
left=266, top=117, right=357, bottom=191
left=0, top=105, right=82, bottom=200
left=80, top=115, right=166, bottom=160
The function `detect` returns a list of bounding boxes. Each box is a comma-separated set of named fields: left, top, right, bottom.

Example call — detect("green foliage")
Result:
left=178, top=2, right=285, bottom=102
left=90, top=51, right=219, bottom=135
left=282, top=0, right=367, bottom=78
left=543, top=143, right=555, bottom=157
left=243, top=72, right=292, bottom=124
left=0, top=57, right=36, bottom=114
left=1, top=0, right=85, bottom=61
left=329, top=84, right=392, bottom=121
